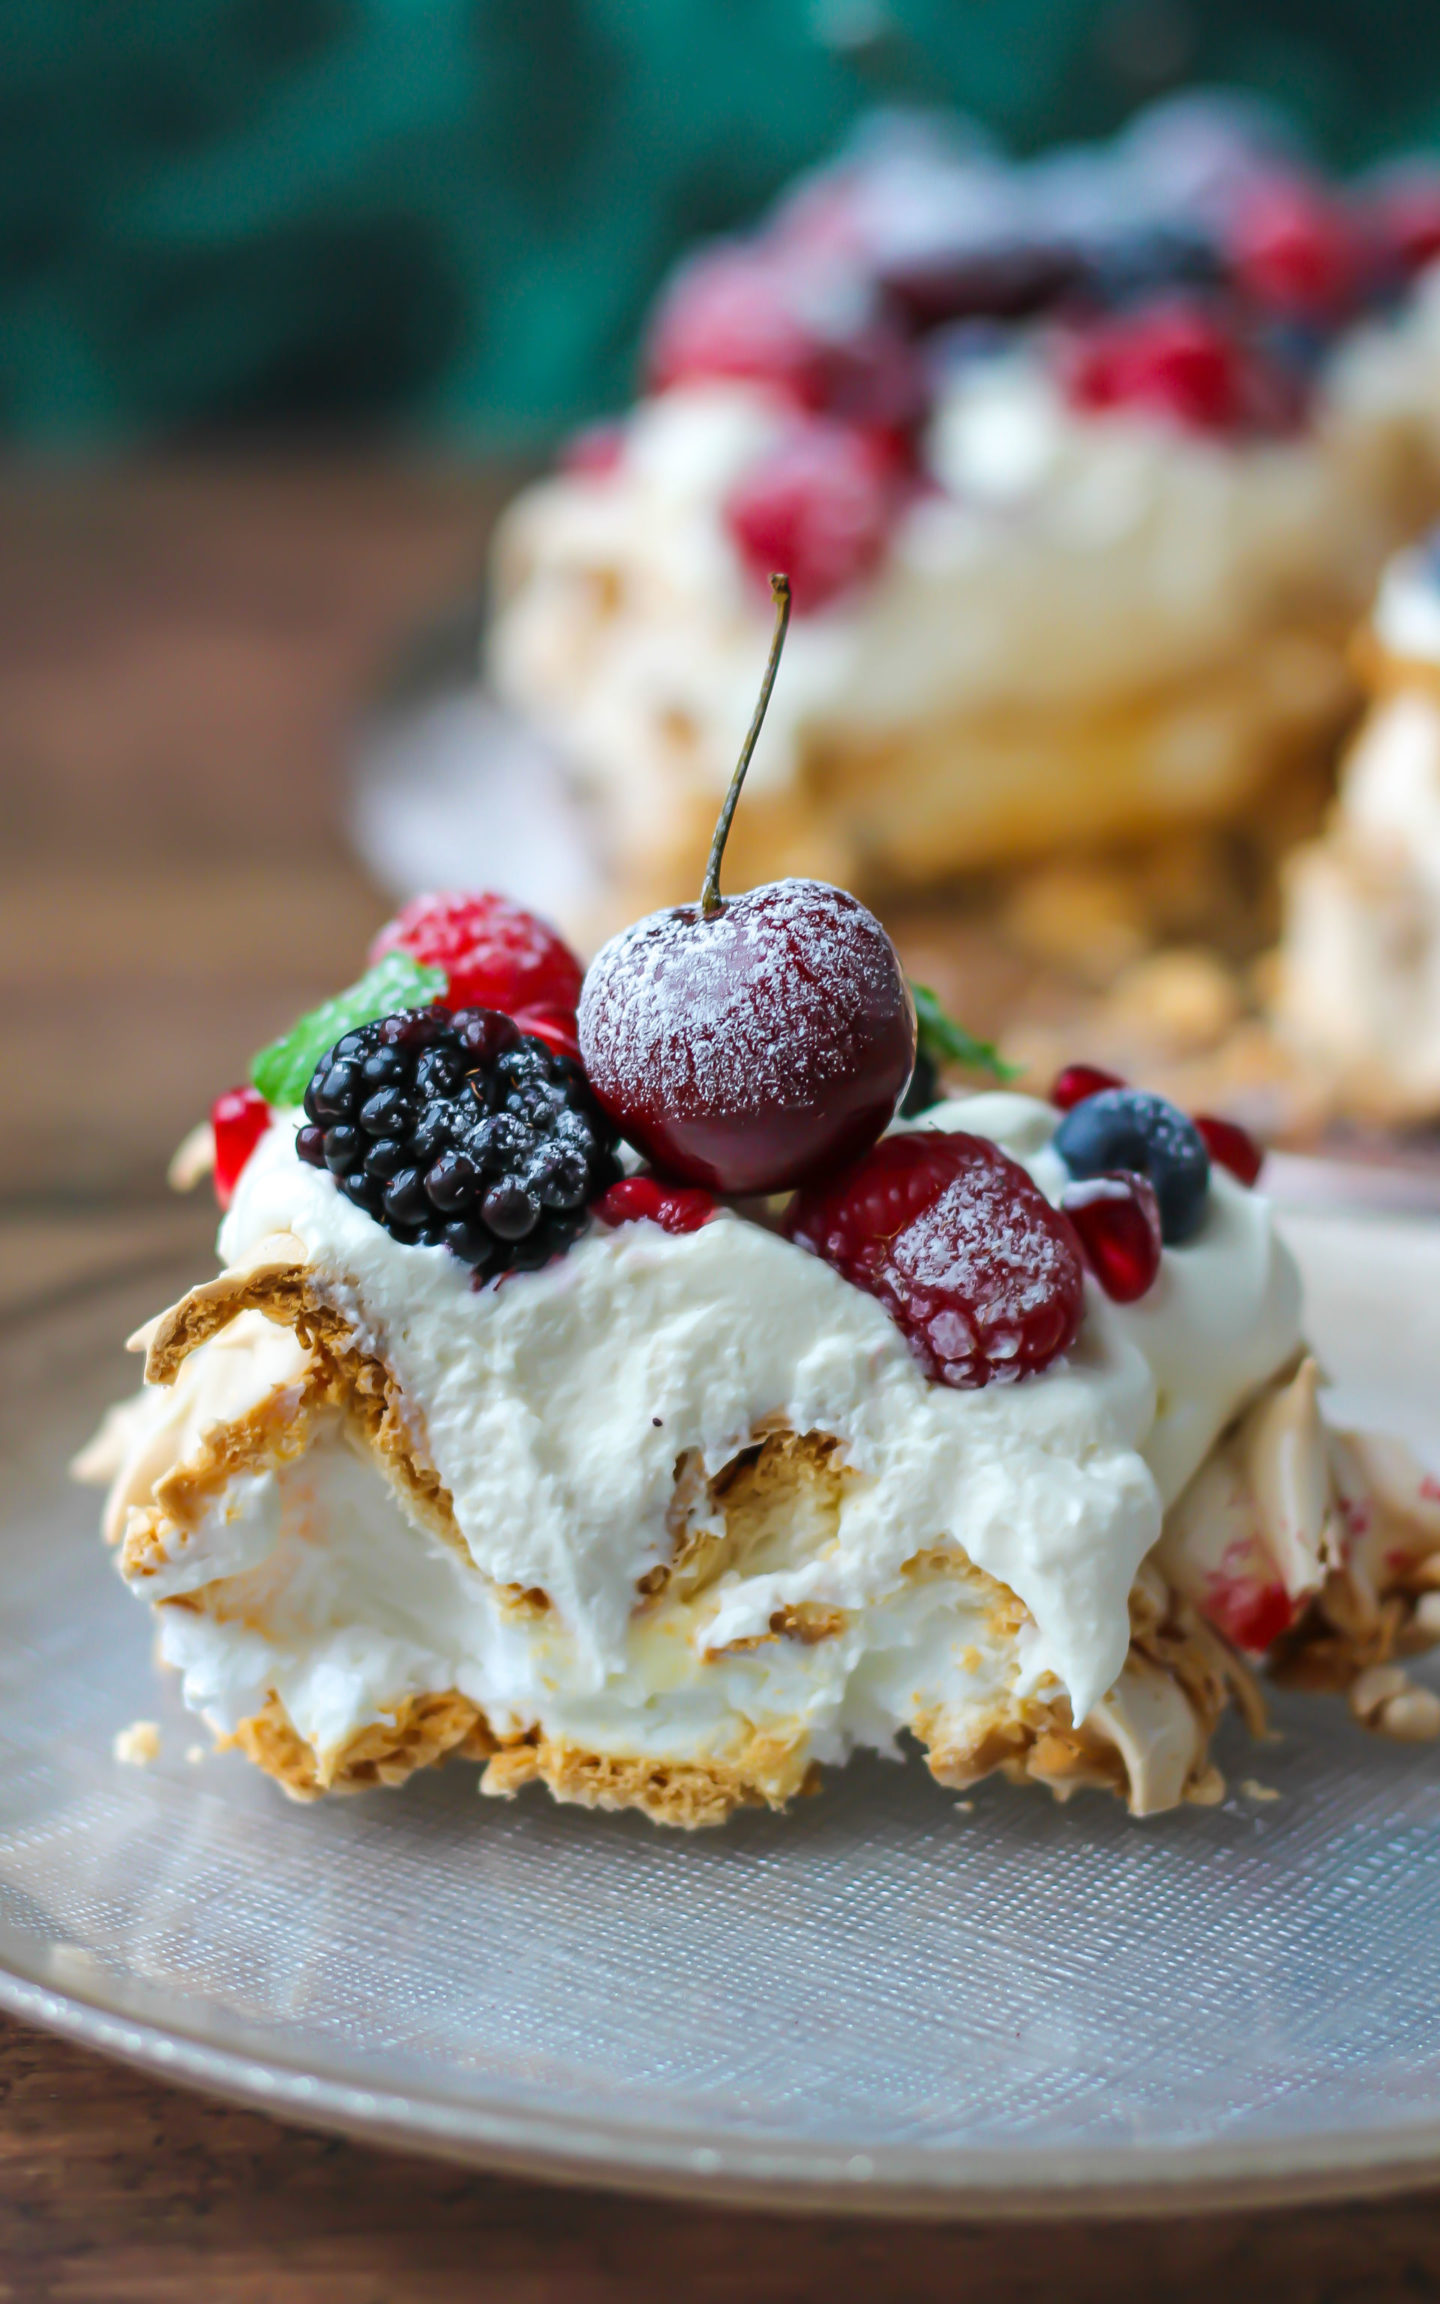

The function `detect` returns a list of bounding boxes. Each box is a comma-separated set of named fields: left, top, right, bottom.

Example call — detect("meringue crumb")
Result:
left=954, top=1800, right=975, bottom=1813
left=113, top=1721, right=160, bottom=1767
left=167, top=1119, right=215, bottom=1193
left=185, top=1744, right=206, bottom=1766
left=1240, top=1777, right=1281, bottom=1803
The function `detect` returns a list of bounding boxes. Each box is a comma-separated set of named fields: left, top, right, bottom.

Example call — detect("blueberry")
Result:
left=1053, top=1089, right=1210, bottom=1245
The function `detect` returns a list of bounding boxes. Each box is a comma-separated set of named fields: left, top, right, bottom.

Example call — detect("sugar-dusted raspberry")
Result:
left=645, top=246, right=827, bottom=405
left=724, top=417, right=901, bottom=614
left=787, top=1129, right=1084, bottom=1388
left=211, top=1085, right=271, bottom=1210
left=370, top=892, right=583, bottom=1021
left=594, top=1173, right=717, bottom=1235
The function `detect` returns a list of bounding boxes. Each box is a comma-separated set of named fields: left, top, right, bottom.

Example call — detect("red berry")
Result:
left=579, top=880, right=916, bottom=1196
left=1051, top=1062, right=1126, bottom=1113
left=787, top=1130, right=1085, bottom=1389
left=211, top=1085, right=270, bottom=1211
left=370, top=892, right=583, bottom=1021
left=1065, top=301, right=1249, bottom=433
left=1371, top=171, right=1440, bottom=278
left=561, top=420, right=625, bottom=477
left=1061, top=1171, right=1162, bottom=1304
left=1193, top=1112, right=1263, bottom=1187
left=646, top=247, right=827, bottom=405
left=724, top=418, right=901, bottom=614
left=1226, top=177, right=1361, bottom=320
left=594, top=1173, right=717, bottom=1235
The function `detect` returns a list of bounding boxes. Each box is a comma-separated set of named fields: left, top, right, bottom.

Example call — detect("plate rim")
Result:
left=3, top=1960, right=1440, bottom=2219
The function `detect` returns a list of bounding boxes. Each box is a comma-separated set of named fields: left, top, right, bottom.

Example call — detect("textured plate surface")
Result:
left=3, top=1202, right=1440, bottom=2215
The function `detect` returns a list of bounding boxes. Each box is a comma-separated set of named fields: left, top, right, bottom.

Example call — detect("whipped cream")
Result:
left=1373, top=533, right=1440, bottom=667
left=179, top=1092, right=1299, bottom=1767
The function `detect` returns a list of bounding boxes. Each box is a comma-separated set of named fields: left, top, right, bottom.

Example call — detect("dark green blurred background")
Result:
left=7, top=0, right=1440, bottom=449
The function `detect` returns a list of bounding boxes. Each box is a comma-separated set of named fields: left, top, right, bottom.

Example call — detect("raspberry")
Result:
left=594, top=1174, right=717, bottom=1235
left=646, top=247, right=826, bottom=405
left=724, top=417, right=900, bottom=614
left=297, top=1007, right=618, bottom=1276
left=1226, top=177, right=1362, bottom=320
left=1065, top=302, right=1251, bottom=433
left=1061, top=1171, right=1162, bottom=1304
left=211, top=1085, right=271, bottom=1211
left=1193, top=1111, right=1263, bottom=1187
left=370, top=892, right=583, bottom=1021
left=787, top=1130, right=1084, bottom=1389
left=1050, top=1062, right=1126, bottom=1113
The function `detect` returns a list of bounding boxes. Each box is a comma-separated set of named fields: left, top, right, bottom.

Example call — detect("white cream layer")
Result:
left=179, top=1092, right=1300, bottom=1764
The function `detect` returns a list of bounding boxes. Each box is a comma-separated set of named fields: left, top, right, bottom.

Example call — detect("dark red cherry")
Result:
left=1193, top=1112, right=1264, bottom=1187
left=1061, top=1171, right=1163, bottom=1304
left=1051, top=1061, right=1126, bottom=1113
left=577, top=577, right=917, bottom=1195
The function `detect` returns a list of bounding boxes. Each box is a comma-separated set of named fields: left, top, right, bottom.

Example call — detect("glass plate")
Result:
left=4, top=1198, right=1440, bottom=2218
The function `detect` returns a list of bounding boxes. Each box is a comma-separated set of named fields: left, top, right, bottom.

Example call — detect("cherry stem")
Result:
left=700, top=572, right=791, bottom=920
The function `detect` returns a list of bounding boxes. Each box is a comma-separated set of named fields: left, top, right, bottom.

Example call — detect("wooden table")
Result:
left=5, top=458, right=1438, bottom=2301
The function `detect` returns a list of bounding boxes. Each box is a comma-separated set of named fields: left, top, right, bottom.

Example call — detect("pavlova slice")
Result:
left=80, top=588, right=1440, bottom=1821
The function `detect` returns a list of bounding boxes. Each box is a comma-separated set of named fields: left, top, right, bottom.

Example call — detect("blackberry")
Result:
left=296, top=1007, right=620, bottom=1277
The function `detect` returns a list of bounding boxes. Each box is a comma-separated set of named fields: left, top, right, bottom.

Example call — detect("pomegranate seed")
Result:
left=1226, top=177, right=1362, bottom=320
left=788, top=1130, right=1085, bottom=1389
left=211, top=1085, right=271, bottom=1210
left=561, top=421, right=625, bottom=477
left=1193, top=1112, right=1264, bottom=1187
left=724, top=417, right=900, bottom=614
left=1202, top=1570, right=1300, bottom=1655
left=1051, top=1062, right=1126, bottom=1113
left=1061, top=1171, right=1162, bottom=1305
left=595, top=1174, right=718, bottom=1235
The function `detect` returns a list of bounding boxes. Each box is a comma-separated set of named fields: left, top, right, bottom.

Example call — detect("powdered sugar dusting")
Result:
left=582, top=881, right=895, bottom=1108
left=578, top=879, right=914, bottom=1190
left=790, top=1129, right=1084, bottom=1389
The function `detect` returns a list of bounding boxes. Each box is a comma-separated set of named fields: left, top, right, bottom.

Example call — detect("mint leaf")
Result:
left=911, top=982, right=1021, bottom=1085
left=250, top=955, right=446, bottom=1108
